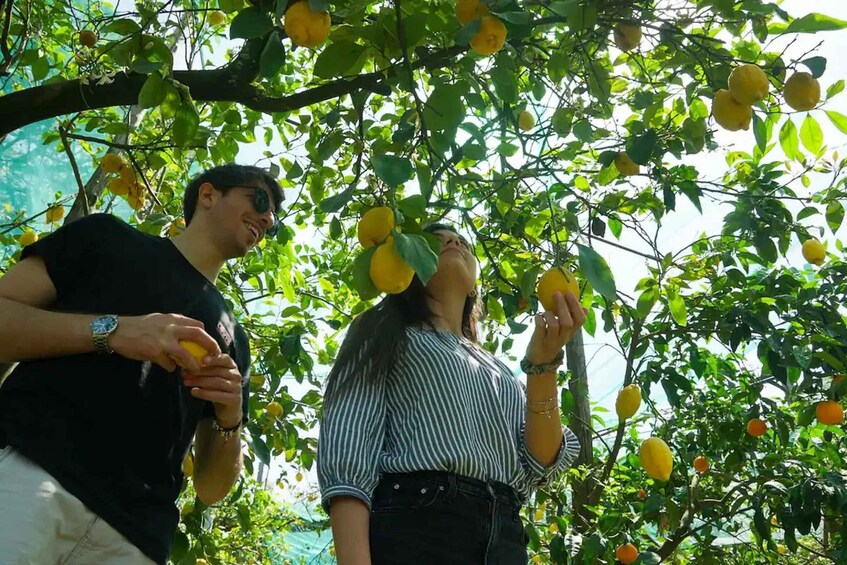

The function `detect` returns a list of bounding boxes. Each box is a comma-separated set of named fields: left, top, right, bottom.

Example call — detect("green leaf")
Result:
left=577, top=244, right=616, bottom=300
left=490, top=65, right=518, bottom=104
left=666, top=286, right=688, bottom=327
left=319, top=187, right=353, bottom=213
left=801, top=56, right=827, bottom=78
left=636, top=288, right=658, bottom=319
left=799, top=114, right=823, bottom=154
left=393, top=232, right=438, bottom=284
left=784, top=13, right=847, bottom=34
left=172, top=103, right=200, bottom=147
left=825, top=110, right=847, bottom=135
left=352, top=247, right=379, bottom=300
left=826, top=200, right=844, bottom=232
left=398, top=195, right=427, bottom=220
left=313, top=41, right=367, bottom=79
left=423, top=84, right=465, bottom=132
left=250, top=434, right=271, bottom=466
left=138, top=72, right=167, bottom=108
left=454, top=19, right=481, bottom=45
left=638, top=552, right=661, bottom=565
left=778, top=119, right=802, bottom=161
left=259, top=31, right=286, bottom=78
left=752, top=113, right=767, bottom=153
left=102, top=18, right=141, bottom=35
left=416, top=162, right=432, bottom=202
left=230, top=7, right=273, bottom=39
left=373, top=154, right=414, bottom=187
left=797, top=404, right=817, bottom=426
left=625, top=130, right=659, bottom=165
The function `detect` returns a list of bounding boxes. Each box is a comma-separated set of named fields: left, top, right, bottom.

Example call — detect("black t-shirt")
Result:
left=0, top=214, right=250, bottom=564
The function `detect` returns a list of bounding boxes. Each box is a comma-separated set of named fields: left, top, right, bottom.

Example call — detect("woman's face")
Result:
left=428, top=229, right=478, bottom=294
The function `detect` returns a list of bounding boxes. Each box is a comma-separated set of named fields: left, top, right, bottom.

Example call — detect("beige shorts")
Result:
left=0, top=446, right=154, bottom=565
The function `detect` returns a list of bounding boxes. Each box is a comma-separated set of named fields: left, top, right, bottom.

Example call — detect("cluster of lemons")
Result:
left=357, top=207, right=415, bottom=294
left=712, top=63, right=821, bottom=132
left=100, top=153, right=148, bottom=212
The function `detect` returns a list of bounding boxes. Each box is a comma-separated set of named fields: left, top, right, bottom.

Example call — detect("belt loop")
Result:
left=446, top=472, right=458, bottom=498
left=485, top=479, right=496, bottom=500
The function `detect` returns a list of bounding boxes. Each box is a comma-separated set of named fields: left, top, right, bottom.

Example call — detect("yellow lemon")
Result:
left=107, top=177, right=130, bottom=196
left=469, top=16, right=506, bottom=56
left=614, top=152, right=640, bottom=176
left=45, top=205, right=65, bottom=223
left=176, top=340, right=208, bottom=368
left=266, top=401, right=283, bottom=419
left=100, top=153, right=125, bottom=173
left=537, top=266, right=579, bottom=311
left=615, top=384, right=641, bottom=420
left=816, top=400, right=844, bottom=425
left=613, top=23, right=642, bottom=52
left=295, top=471, right=304, bottom=482
left=639, top=437, right=673, bottom=481
left=168, top=218, right=186, bottom=237
left=208, top=10, right=227, bottom=26
left=370, top=236, right=415, bottom=295
left=456, top=0, right=488, bottom=24
left=357, top=207, right=395, bottom=248
left=712, top=89, right=752, bottom=131
left=548, top=522, right=558, bottom=533
left=18, top=231, right=37, bottom=247
left=801, top=238, right=825, bottom=266
left=783, top=71, right=820, bottom=112
left=777, top=544, right=786, bottom=555
left=182, top=454, right=194, bottom=477
left=79, top=30, right=98, bottom=48
left=518, top=110, right=535, bottom=131
left=119, top=166, right=137, bottom=183
left=728, top=64, right=769, bottom=105
left=284, top=0, right=331, bottom=49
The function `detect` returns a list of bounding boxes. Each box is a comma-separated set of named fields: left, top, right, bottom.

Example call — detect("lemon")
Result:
left=728, top=64, right=769, bottom=105
left=456, top=0, right=488, bottom=24
left=693, top=455, right=709, bottom=473
left=639, top=437, right=673, bottom=481
left=613, top=23, right=642, bottom=52
left=266, top=401, right=283, bottom=419
left=614, top=152, right=640, bottom=176
left=746, top=418, right=767, bottom=437
left=208, top=11, right=227, bottom=26
left=615, top=543, right=639, bottom=565
left=801, top=238, right=825, bottom=266
left=284, top=0, right=331, bottom=49
left=79, top=30, right=98, bottom=48
left=182, top=454, right=194, bottom=477
left=18, top=231, right=37, bottom=247
left=469, top=15, right=506, bottom=56
left=783, top=71, right=820, bottom=112
left=548, top=522, right=558, bottom=533
left=370, top=236, right=415, bottom=295
left=45, top=205, right=65, bottom=223
left=615, top=384, right=641, bottom=420
left=518, top=110, right=535, bottom=131
left=176, top=340, right=208, bottom=368
left=816, top=400, right=844, bottom=425
left=536, top=266, right=579, bottom=311
left=712, top=89, right=752, bottom=131
left=168, top=218, right=186, bottom=237
left=100, top=153, right=125, bottom=173
left=107, top=177, right=130, bottom=196
left=357, top=207, right=395, bottom=248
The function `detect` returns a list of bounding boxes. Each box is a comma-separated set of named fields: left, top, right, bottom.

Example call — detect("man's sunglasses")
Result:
left=223, top=185, right=280, bottom=238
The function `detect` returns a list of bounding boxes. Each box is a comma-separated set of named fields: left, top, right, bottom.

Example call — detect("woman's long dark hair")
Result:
left=325, top=224, right=479, bottom=400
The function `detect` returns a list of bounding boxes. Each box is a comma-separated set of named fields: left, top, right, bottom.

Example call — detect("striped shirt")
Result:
left=317, top=326, right=581, bottom=512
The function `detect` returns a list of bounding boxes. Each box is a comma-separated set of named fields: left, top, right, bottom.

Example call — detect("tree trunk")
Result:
left=567, top=328, right=595, bottom=533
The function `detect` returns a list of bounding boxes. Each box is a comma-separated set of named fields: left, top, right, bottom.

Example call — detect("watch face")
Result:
left=92, top=316, right=117, bottom=334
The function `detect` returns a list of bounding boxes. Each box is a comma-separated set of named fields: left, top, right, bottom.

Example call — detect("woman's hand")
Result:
left=525, top=291, right=587, bottom=365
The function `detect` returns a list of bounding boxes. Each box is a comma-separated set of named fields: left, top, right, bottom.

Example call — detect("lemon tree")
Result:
left=2, top=0, right=847, bottom=563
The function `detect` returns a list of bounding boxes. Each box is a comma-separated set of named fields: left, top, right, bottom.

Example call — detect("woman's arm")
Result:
left=330, top=496, right=372, bottom=565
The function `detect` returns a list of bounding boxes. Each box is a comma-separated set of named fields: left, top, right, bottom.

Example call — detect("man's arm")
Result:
left=185, top=354, right=245, bottom=505
left=0, top=256, right=220, bottom=371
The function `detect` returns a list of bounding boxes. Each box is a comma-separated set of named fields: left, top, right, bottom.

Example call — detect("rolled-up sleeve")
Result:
left=317, top=352, right=386, bottom=513
left=518, top=424, right=580, bottom=489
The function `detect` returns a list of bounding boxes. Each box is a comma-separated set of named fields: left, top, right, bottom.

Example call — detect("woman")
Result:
left=317, top=223, right=585, bottom=564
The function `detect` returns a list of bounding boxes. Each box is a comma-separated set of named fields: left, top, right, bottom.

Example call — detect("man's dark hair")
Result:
left=183, top=164, right=283, bottom=224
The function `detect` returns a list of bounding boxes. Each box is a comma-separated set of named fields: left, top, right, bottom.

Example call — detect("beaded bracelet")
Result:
left=520, top=350, right=565, bottom=377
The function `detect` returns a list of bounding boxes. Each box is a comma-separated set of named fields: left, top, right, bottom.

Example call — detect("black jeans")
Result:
left=369, top=471, right=529, bottom=565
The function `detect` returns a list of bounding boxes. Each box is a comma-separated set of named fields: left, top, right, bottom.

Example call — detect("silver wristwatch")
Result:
left=90, top=315, right=119, bottom=355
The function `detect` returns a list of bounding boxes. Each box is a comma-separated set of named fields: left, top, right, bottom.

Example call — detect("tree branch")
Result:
left=0, top=42, right=464, bottom=138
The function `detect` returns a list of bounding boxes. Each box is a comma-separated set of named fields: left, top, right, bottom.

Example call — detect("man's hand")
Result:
left=525, top=291, right=587, bottom=365
left=109, top=313, right=221, bottom=373
left=182, top=354, right=243, bottom=427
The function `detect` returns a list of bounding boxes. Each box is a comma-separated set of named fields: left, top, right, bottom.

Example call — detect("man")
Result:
left=0, top=163, right=283, bottom=564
